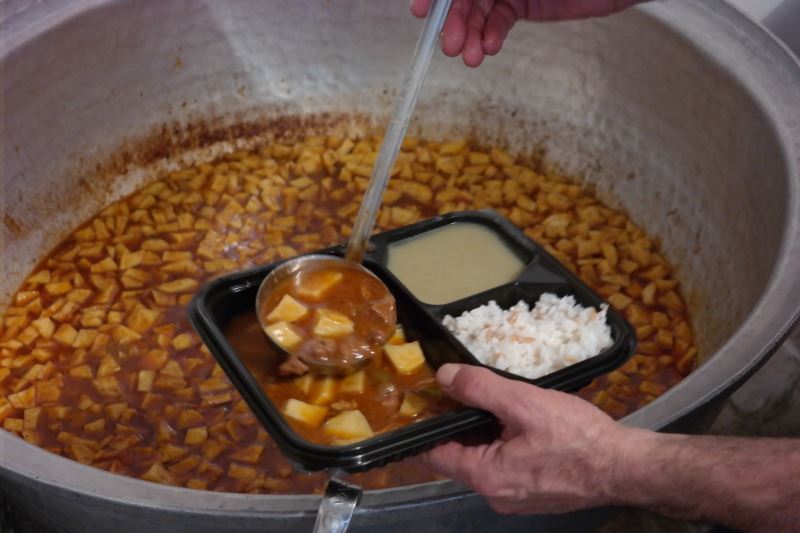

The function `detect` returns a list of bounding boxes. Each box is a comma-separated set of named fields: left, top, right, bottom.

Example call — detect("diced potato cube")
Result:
left=323, top=409, right=374, bottom=441
left=177, top=409, right=203, bottom=429
left=0, top=400, right=15, bottom=423
left=105, top=403, right=127, bottom=421
left=15, top=289, right=40, bottom=306
left=90, top=257, right=118, bottom=273
left=651, top=312, right=669, bottom=329
left=96, top=355, right=121, bottom=377
left=120, top=250, right=144, bottom=270
left=312, top=309, right=353, bottom=338
left=203, top=440, right=226, bottom=461
left=399, top=392, right=429, bottom=417
left=67, top=288, right=92, bottom=304
left=138, top=370, right=155, bottom=392
left=31, top=317, right=55, bottom=338
left=266, top=294, right=309, bottom=323
left=309, top=377, right=337, bottom=405
left=77, top=394, right=96, bottom=411
left=186, top=479, right=208, bottom=490
left=111, top=325, right=142, bottom=343
left=8, top=387, right=36, bottom=409
left=227, top=462, right=258, bottom=481
left=73, top=329, right=98, bottom=348
left=607, top=292, right=633, bottom=311
left=154, top=373, right=187, bottom=390
left=169, top=455, right=201, bottom=475
left=159, top=278, right=199, bottom=294
left=141, top=462, right=175, bottom=485
left=294, top=374, right=314, bottom=395
left=35, top=381, right=61, bottom=403
left=160, top=360, right=184, bottom=378
left=126, top=306, right=160, bottom=333
left=296, top=270, right=343, bottom=300
left=142, top=239, right=169, bottom=252
left=141, top=348, right=169, bottom=370
left=229, top=444, right=264, bottom=464
left=185, top=426, right=208, bottom=445
left=4, top=418, right=24, bottom=432
left=197, top=377, right=228, bottom=394
left=171, top=333, right=197, bottom=351
left=283, top=398, right=329, bottom=427
left=202, top=392, right=232, bottom=406
left=84, top=418, right=106, bottom=433
left=17, top=326, right=39, bottom=346
left=339, top=370, right=366, bottom=394
left=26, top=270, right=51, bottom=285
left=23, top=407, right=42, bottom=430
left=159, top=443, right=189, bottom=463
left=44, top=281, right=72, bottom=296
left=69, top=364, right=93, bottom=379
left=94, top=375, right=122, bottom=397
left=161, top=260, right=199, bottom=275
left=385, top=341, right=426, bottom=375
left=53, top=324, right=78, bottom=346
left=658, top=290, right=685, bottom=312
left=264, top=321, right=303, bottom=351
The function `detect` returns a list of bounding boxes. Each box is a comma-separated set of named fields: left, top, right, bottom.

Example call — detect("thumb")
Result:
left=436, top=363, right=535, bottom=427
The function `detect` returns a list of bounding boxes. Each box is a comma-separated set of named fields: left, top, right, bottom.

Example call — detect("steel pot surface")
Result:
left=1, top=0, right=799, bottom=531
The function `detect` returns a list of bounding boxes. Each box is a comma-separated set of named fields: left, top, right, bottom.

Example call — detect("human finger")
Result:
left=409, top=0, right=432, bottom=18
left=462, top=1, right=488, bottom=66
left=422, top=439, right=496, bottom=488
left=482, top=1, right=519, bottom=55
left=441, top=0, right=472, bottom=56
left=436, top=364, right=541, bottom=426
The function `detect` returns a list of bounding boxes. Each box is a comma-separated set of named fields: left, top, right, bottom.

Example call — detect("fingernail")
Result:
left=437, top=364, right=460, bottom=388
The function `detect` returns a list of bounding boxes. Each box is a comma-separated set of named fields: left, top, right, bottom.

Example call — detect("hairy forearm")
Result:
left=606, top=429, right=800, bottom=531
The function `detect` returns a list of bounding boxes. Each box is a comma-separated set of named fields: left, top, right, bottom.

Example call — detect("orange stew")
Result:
left=260, top=265, right=395, bottom=373
left=227, top=313, right=458, bottom=446
left=0, top=135, right=697, bottom=493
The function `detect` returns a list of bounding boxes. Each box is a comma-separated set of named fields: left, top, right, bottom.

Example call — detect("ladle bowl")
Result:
left=255, top=254, right=397, bottom=375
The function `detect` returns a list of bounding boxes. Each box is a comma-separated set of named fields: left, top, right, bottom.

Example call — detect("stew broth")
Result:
left=260, top=264, right=395, bottom=372
left=0, top=134, right=696, bottom=493
left=226, top=313, right=458, bottom=446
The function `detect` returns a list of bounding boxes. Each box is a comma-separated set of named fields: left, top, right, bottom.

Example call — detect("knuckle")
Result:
left=470, top=474, right=492, bottom=494
left=475, top=477, right=501, bottom=498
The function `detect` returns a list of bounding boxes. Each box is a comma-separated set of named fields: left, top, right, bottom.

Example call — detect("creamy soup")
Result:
left=387, top=222, right=526, bottom=304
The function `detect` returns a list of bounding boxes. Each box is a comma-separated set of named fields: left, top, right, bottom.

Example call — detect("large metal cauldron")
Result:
left=1, top=1, right=799, bottom=531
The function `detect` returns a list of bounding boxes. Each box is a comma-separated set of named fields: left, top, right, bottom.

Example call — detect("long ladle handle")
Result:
left=345, top=0, right=453, bottom=263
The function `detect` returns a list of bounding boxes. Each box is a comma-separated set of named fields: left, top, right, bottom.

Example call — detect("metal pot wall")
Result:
left=1, top=0, right=799, bottom=531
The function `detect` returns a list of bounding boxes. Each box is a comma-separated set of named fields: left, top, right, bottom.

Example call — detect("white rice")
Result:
left=442, top=294, right=613, bottom=379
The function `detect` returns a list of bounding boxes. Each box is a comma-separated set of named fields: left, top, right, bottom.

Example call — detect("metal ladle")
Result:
left=256, top=0, right=453, bottom=374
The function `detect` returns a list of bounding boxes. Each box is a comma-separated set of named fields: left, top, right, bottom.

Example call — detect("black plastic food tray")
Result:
left=189, top=209, right=636, bottom=473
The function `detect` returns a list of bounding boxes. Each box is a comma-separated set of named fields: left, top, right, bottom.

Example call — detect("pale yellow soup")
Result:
left=387, top=222, right=526, bottom=304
